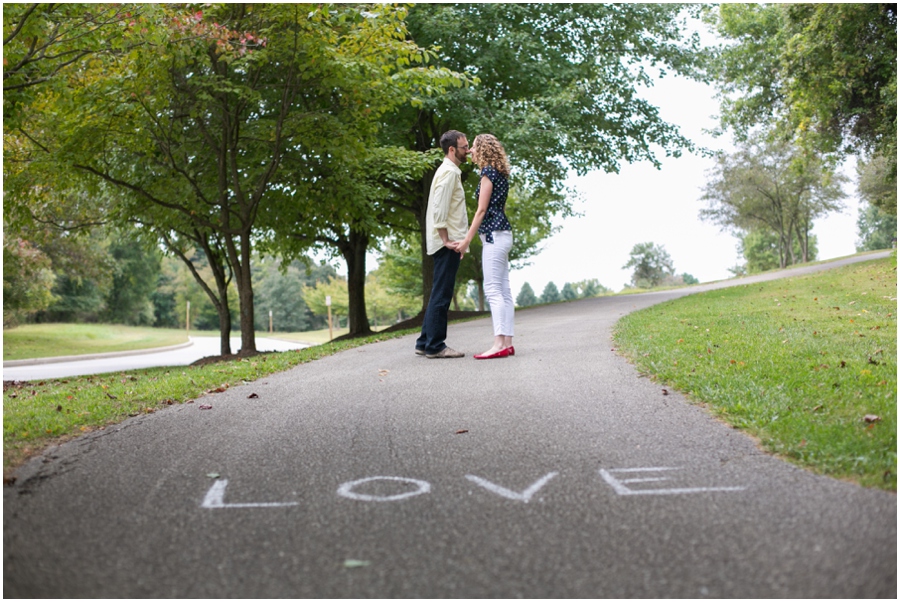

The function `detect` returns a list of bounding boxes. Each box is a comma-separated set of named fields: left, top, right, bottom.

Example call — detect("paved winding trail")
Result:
left=4, top=253, right=895, bottom=597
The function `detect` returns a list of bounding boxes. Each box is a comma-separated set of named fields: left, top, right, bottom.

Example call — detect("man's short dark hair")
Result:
left=440, top=130, right=465, bottom=155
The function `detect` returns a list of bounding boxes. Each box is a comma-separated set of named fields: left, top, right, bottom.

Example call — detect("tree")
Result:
left=700, top=135, right=845, bottom=267
left=623, top=242, right=675, bottom=288
left=858, top=154, right=898, bottom=217
left=378, top=236, right=426, bottom=300
left=516, top=282, right=538, bottom=308
left=8, top=4, right=460, bottom=351
left=391, top=4, right=706, bottom=310
left=100, top=236, right=161, bottom=326
left=150, top=260, right=180, bottom=328
left=561, top=283, right=578, bottom=301
left=35, top=227, right=118, bottom=323
left=681, top=273, right=699, bottom=285
left=541, top=282, right=560, bottom=304
left=252, top=259, right=338, bottom=333
left=573, top=279, right=609, bottom=298
left=738, top=228, right=818, bottom=274
left=707, top=4, right=897, bottom=207
left=2, top=235, right=55, bottom=327
left=157, top=250, right=233, bottom=332
left=366, top=260, right=422, bottom=326
left=3, top=3, right=162, bottom=130
left=856, top=205, right=897, bottom=252
left=301, top=277, right=349, bottom=330
left=252, top=260, right=311, bottom=334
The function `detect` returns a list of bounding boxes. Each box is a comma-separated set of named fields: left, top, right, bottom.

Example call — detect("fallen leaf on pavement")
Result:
left=207, top=473, right=220, bottom=479
left=248, top=393, right=259, bottom=399
left=455, top=429, right=469, bottom=435
left=199, top=404, right=213, bottom=410
left=662, top=389, right=669, bottom=395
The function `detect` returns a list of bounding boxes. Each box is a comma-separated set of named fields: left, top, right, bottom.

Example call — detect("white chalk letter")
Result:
left=599, top=467, right=746, bottom=496
left=337, top=476, right=431, bottom=502
left=465, top=472, right=559, bottom=502
left=201, top=479, right=300, bottom=508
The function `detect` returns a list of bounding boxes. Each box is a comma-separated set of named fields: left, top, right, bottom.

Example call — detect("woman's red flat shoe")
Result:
left=474, top=348, right=511, bottom=360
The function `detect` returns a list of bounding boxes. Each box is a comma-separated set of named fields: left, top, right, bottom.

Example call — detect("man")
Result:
left=415, top=130, right=470, bottom=358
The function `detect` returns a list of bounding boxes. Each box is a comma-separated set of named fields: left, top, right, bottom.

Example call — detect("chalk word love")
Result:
left=201, top=467, right=745, bottom=509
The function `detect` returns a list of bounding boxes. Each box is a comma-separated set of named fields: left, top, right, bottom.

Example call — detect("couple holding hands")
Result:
left=415, top=130, right=515, bottom=360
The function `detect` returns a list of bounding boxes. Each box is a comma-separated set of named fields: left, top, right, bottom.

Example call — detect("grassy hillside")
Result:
left=614, top=256, right=897, bottom=490
left=3, top=324, right=189, bottom=361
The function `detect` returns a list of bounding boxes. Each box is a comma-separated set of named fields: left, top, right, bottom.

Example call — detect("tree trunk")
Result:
left=216, top=297, right=232, bottom=356
left=184, top=269, right=231, bottom=356
left=778, top=232, right=787, bottom=269
left=206, top=246, right=233, bottom=357
left=164, top=232, right=232, bottom=356
left=200, top=236, right=234, bottom=357
left=343, top=228, right=374, bottom=337
left=228, top=231, right=257, bottom=355
left=785, top=227, right=796, bottom=266
left=796, top=217, right=810, bottom=263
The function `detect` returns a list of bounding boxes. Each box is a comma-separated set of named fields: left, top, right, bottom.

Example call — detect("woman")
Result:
left=458, top=134, right=515, bottom=359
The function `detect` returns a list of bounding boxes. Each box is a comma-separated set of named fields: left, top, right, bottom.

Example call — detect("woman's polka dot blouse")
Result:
left=476, top=165, right=512, bottom=243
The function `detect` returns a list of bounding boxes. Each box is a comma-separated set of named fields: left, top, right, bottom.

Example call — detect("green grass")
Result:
left=3, top=327, right=421, bottom=476
left=613, top=256, right=897, bottom=490
left=4, top=324, right=189, bottom=361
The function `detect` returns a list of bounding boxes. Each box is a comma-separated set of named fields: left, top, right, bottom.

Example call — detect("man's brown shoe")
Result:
left=426, top=347, right=465, bottom=359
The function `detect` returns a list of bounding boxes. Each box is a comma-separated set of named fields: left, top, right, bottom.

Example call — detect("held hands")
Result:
left=446, top=239, right=471, bottom=257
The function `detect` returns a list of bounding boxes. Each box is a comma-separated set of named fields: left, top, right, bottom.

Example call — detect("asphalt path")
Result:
left=4, top=253, right=896, bottom=597
left=2, top=336, right=309, bottom=381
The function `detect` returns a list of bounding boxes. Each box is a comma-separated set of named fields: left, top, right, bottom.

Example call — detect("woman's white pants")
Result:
left=481, top=230, right=514, bottom=337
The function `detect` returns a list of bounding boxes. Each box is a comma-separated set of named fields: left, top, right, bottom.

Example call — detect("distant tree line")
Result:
left=515, top=279, right=610, bottom=308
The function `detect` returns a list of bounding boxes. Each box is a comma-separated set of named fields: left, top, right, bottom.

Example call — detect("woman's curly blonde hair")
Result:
left=472, top=133, right=511, bottom=178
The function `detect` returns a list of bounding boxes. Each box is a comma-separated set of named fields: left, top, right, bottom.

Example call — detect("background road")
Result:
left=4, top=253, right=895, bottom=597
left=2, top=336, right=309, bottom=381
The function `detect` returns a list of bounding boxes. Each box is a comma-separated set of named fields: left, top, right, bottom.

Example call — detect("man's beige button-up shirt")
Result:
left=425, top=157, right=469, bottom=256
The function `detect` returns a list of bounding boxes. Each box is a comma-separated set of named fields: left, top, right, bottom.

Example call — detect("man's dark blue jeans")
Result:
left=416, top=246, right=461, bottom=355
